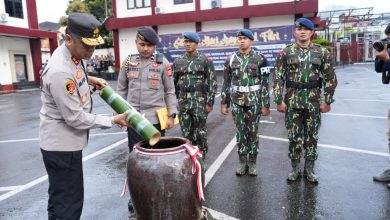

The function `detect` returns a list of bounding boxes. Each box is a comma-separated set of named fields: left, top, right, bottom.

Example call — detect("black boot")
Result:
left=373, top=168, right=390, bottom=182
left=304, top=160, right=318, bottom=183
left=236, top=154, right=248, bottom=176
left=248, top=154, right=258, bottom=176
left=287, top=159, right=301, bottom=181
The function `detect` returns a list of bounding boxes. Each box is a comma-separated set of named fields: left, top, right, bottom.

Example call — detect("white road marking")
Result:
left=0, top=131, right=127, bottom=144
left=0, top=138, right=128, bottom=202
left=269, top=109, right=386, bottom=119
left=0, top=186, right=22, bottom=192
left=259, top=135, right=389, bottom=157
left=205, top=137, right=236, bottom=186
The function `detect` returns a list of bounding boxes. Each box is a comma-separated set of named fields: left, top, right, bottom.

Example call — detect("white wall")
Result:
left=158, top=23, right=196, bottom=35
left=0, top=36, right=33, bottom=84
left=156, top=0, right=195, bottom=14
left=116, top=1, right=152, bottom=18
left=0, top=0, right=29, bottom=28
left=250, top=15, right=294, bottom=28
left=202, top=19, right=243, bottom=32
left=200, top=0, right=242, bottom=10
left=118, top=28, right=138, bottom=63
left=249, top=0, right=293, bottom=5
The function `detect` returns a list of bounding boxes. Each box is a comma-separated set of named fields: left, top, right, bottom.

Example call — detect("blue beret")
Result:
left=295, top=18, right=314, bottom=31
left=183, top=32, right=200, bottom=43
left=237, top=29, right=254, bottom=40
left=136, top=26, right=159, bottom=45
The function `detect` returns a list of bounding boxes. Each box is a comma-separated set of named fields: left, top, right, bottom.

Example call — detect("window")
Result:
left=174, top=0, right=193, bottom=4
left=4, top=0, right=24, bottom=19
left=127, top=0, right=151, bottom=9
left=14, top=55, right=28, bottom=82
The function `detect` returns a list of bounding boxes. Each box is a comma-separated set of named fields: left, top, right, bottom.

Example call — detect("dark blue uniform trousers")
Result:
left=41, top=149, right=84, bottom=220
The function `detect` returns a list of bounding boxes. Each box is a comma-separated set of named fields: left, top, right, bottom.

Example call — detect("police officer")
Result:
left=273, top=18, right=338, bottom=183
left=373, top=22, right=390, bottom=188
left=221, top=29, right=270, bottom=176
left=173, top=32, right=217, bottom=160
left=39, top=13, right=129, bottom=220
left=116, top=26, right=177, bottom=217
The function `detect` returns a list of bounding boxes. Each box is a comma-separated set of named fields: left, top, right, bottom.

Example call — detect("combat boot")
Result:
left=304, top=160, right=318, bottom=183
left=287, top=159, right=301, bottom=181
left=247, top=154, right=258, bottom=176
left=236, top=154, right=248, bottom=176
left=373, top=168, right=390, bottom=182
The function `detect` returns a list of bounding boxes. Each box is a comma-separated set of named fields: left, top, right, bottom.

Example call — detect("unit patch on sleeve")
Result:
left=65, top=80, right=76, bottom=96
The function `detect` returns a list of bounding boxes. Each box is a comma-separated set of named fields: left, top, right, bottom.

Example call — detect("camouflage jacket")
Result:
left=221, top=49, right=270, bottom=107
left=273, top=43, right=338, bottom=110
left=173, top=51, right=217, bottom=107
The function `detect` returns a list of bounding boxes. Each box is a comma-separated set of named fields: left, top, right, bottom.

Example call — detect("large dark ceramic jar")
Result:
left=127, top=137, right=204, bottom=220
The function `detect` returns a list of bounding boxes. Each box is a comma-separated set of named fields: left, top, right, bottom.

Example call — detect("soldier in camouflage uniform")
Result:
left=273, top=18, right=337, bottom=183
left=173, top=32, right=217, bottom=160
left=221, top=29, right=270, bottom=176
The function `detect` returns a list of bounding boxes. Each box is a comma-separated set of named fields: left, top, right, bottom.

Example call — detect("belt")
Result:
left=286, top=79, right=322, bottom=89
left=231, top=85, right=261, bottom=93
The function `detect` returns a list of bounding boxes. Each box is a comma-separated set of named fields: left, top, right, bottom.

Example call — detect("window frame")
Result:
left=174, top=0, right=193, bottom=4
left=127, top=0, right=151, bottom=9
left=4, top=0, right=24, bottom=19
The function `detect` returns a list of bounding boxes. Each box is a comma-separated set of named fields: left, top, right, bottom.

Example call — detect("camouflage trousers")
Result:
left=232, top=103, right=261, bottom=155
left=178, top=106, right=209, bottom=155
left=285, top=108, right=321, bottom=160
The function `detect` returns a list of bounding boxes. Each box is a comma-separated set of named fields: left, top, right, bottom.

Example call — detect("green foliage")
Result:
left=313, top=38, right=332, bottom=50
left=65, top=0, right=88, bottom=15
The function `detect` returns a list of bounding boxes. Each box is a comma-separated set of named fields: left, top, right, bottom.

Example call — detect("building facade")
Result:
left=0, top=0, right=57, bottom=92
left=106, top=0, right=320, bottom=69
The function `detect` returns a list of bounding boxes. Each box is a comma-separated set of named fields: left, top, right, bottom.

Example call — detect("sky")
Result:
left=36, top=0, right=389, bottom=23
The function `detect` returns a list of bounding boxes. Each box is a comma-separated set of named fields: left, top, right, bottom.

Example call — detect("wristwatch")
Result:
left=169, top=113, right=177, bottom=118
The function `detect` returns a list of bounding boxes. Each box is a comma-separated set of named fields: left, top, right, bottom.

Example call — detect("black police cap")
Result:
left=136, top=26, right=159, bottom=45
left=68, top=12, right=104, bottom=46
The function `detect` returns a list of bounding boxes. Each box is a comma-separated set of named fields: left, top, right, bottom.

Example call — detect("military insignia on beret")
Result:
left=165, top=64, right=172, bottom=77
left=93, top=28, right=100, bottom=38
left=295, top=21, right=301, bottom=27
left=137, top=33, right=145, bottom=41
left=76, top=70, right=83, bottom=79
left=65, top=80, right=76, bottom=96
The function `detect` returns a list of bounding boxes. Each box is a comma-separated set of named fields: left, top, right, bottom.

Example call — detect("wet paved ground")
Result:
left=1, top=63, right=390, bottom=219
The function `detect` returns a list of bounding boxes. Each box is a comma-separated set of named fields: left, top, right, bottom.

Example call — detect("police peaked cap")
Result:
left=295, top=18, right=314, bottom=30
left=136, top=26, right=159, bottom=45
left=385, top=23, right=390, bottom=35
left=183, top=32, right=200, bottom=43
left=237, top=29, right=254, bottom=40
left=68, top=12, right=104, bottom=46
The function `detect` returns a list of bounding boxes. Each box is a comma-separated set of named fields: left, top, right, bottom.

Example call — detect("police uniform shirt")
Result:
left=117, top=54, right=177, bottom=124
left=40, top=44, right=112, bottom=151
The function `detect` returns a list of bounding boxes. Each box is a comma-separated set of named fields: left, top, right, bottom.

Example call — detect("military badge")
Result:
left=71, top=56, right=80, bottom=65
left=80, top=93, right=88, bottom=104
left=75, top=70, right=83, bottom=79
left=93, top=28, right=100, bottom=38
left=166, top=64, right=172, bottom=77
left=150, top=79, right=159, bottom=88
left=152, top=63, right=159, bottom=68
left=65, top=80, right=76, bottom=96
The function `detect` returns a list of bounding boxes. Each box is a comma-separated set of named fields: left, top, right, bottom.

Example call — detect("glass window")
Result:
left=174, top=0, right=193, bottom=4
left=128, top=0, right=151, bottom=9
left=4, top=0, right=24, bottom=19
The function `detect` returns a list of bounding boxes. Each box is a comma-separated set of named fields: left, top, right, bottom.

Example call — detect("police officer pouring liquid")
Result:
left=273, top=18, right=337, bottom=183
left=373, top=23, right=390, bottom=188
left=117, top=26, right=177, bottom=218
left=220, top=29, right=270, bottom=176
left=40, top=13, right=129, bottom=220
left=173, top=32, right=217, bottom=161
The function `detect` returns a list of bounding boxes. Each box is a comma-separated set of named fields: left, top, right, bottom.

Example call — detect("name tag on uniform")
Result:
left=127, top=72, right=139, bottom=79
